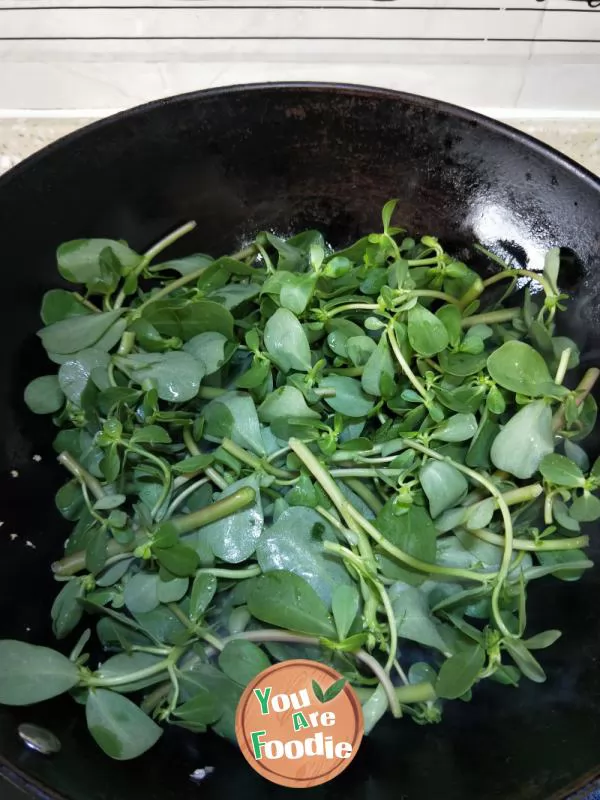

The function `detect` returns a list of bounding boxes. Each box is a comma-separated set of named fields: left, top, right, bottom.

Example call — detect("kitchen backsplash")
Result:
left=0, top=0, right=599, bottom=112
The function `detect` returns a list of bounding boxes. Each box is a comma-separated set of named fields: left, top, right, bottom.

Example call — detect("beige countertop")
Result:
left=0, top=116, right=599, bottom=178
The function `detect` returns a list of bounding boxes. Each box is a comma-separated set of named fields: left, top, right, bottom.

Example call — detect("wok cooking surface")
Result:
left=1, top=83, right=600, bottom=800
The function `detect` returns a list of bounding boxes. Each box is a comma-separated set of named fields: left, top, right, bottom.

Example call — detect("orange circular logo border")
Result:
left=235, top=659, right=364, bottom=788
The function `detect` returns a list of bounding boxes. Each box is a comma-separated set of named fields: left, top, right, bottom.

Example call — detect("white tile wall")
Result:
left=0, top=0, right=599, bottom=113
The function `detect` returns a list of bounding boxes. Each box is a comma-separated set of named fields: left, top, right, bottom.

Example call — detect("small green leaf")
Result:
left=436, top=304, right=461, bottom=347
left=116, top=352, right=200, bottom=404
left=189, top=573, right=217, bottom=621
left=263, top=308, right=312, bottom=373
left=58, top=239, right=141, bottom=286
left=362, top=335, right=396, bottom=397
left=535, top=549, right=592, bottom=582
left=172, top=454, right=214, bottom=475
left=157, top=577, right=189, bottom=604
left=0, top=641, right=80, bottom=705
left=490, top=400, right=554, bottom=479
left=41, top=289, right=91, bottom=325
left=522, top=630, right=562, bottom=650
left=204, top=392, right=265, bottom=456
left=123, top=573, right=160, bottom=614
left=218, top=640, right=270, bottom=685
left=38, top=309, right=124, bottom=355
left=200, top=476, right=264, bottom=564
left=24, top=375, right=65, bottom=414
left=503, top=638, right=546, bottom=683
left=51, top=579, right=85, bottom=639
left=173, top=689, right=222, bottom=726
left=58, top=349, right=111, bottom=406
left=436, top=645, right=485, bottom=699
left=487, top=341, right=553, bottom=397
left=407, top=304, right=449, bottom=357
left=152, top=252, right=213, bottom=276
left=256, top=507, right=352, bottom=605
left=570, top=492, right=600, bottom=522
left=389, top=582, right=448, bottom=653
left=539, top=453, right=585, bottom=488
left=86, top=689, right=162, bottom=760
left=154, top=544, right=200, bottom=577
left=247, top=571, right=336, bottom=638
left=319, top=375, right=375, bottom=418
left=332, top=585, right=360, bottom=641
left=130, top=425, right=172, bottom=445
left=431, top=413, right=478, bottom=443
left=419, top=460, right=468, bottom=518
left=183, top=331, right=231, bottom=376
left=258, top=386, right=319, bottom=425
left=95, top=652, right=166, bottom=693
left=94, top=494, right=126, bottom=511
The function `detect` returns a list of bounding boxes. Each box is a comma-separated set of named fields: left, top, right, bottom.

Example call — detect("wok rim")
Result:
left=1, top=81, right=600, bottom=195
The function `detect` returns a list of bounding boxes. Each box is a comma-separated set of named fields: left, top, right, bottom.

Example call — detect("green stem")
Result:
left=324, top=366, right=364, bottom=377
left=288, top=439, right=376, bottom=569
left=344, top=502, right=489, bottom=585
left=355, top=649, right=401, bottom=718
left=408, top=290, right=461, bottom=307
left=221, top=437, right=294, bottom=480
left=166, top=663, right=180, bottom=714
left=52, top=487, right=256, bottom=576
left=343, top=478, right=384, bottom=514
left=291, top=438, right=488, bottom=585
left=125, top=442, right=171, bottom=517
left=554, top=347, right=572, bottom=386
left=406, top=257, right=439, bottom=266
left=143, top=221, right=198, bottom=268
left=325, top=542, right=398, bottom=670
left=400, top=439, right=515, bottom=636
left=387, top=325, right=429, bottom=401
left=196, top=565, right=261, bottom=580
left=315, top=505, right=358, bottom=546
left=221, top=629, right=318, bottom=648
left=330, top=468, right=403, bottom=478
left=117, top=331, right=137, bottom=356
left=131, top=645, right=171, bottom=656
left=182, top=426, right=229, bottom=490
left=114, top=221, right=197, bottom=310
left=393, top=682, right=436, bottom=704
left=266, top=446, right=292, bottom=464
left=470, top=528, right=589, bottom=552
left=460, top=308, right=520, bottom=328
left=57, top=451, right=105, bottom=500
left=481, top=268, right=554, bottom=298
left=141, top=682, right=171, bottom=714
left=256, top=242, right=275, bottom=274
left=73, top=292, right=101, bottom=313
left=198, top=386, right=229, bottom=400
left=167, top=477, right=210, bottom=517
left=464, top=483, right=543, bottom=520
left=544, top=491, right=554, bottom=526
left=85, top=648, right=184, bottom=688
left=173, top=486, right=256, bottom=535
left=552, top=367, right=600, bottom=433
left=328, top=302, right=383, bottom=318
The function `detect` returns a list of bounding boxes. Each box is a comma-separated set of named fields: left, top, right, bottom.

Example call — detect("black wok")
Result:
left=1, top=83, right=600, bottom=800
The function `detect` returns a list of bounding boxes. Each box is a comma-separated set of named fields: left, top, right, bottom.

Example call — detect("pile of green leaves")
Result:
left=1, top=201, right=599, bottom=759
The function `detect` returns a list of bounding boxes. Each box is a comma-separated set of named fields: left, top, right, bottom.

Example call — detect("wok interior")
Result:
left=1, top=84, right=600, bottom=800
